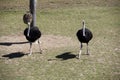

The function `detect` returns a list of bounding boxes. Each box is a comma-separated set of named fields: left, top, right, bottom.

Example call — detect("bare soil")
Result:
left=0, top=34, right=77, bottom=54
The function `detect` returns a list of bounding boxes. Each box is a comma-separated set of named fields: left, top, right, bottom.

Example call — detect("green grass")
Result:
left=0, top=11, right=25, bottom=36
left=0, top=0, right=120, bottom=80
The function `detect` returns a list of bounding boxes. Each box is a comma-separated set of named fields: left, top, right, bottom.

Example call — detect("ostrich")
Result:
left=23, top=12, right=42, bottom=55
left=76, top=20, right=93, bottom=59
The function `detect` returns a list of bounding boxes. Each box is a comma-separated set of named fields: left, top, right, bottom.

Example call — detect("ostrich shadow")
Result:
left=2, top=52, right=27, bottom=59
left=48, top=52, right=76, bottom=61
left=0, top=41, right=29, bottom=46
left=56, top=52, right=76, bottom=60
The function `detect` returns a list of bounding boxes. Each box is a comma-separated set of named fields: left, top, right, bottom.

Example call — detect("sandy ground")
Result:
left=0, top=34, right=78, bottom=54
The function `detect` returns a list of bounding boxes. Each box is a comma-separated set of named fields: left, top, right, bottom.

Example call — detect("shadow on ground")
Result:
left=0, top=41, right=29, bottom=46
left=56, top=52, right=76, bottom=60
left=47, top=52, right=76, bottom=61
left=2, top=52, right=27, bottom=59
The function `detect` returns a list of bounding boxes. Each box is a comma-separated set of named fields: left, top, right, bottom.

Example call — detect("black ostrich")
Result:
left=76, top=20, right=93, bottom=59
left=23, top=12, right=42, bottom=55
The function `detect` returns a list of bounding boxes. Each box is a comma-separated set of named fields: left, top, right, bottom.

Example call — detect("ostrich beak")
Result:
left=27, top=22, right=30, bottom=37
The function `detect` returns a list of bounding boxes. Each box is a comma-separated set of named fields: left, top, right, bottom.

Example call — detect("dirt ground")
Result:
left=0, top=34, right=78, bottom=54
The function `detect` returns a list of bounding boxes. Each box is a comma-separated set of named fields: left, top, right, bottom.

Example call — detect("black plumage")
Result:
left=77, top=28, right=93, bottom=43
left=24, top=26, right=41, bottom=42
left=76, top=20, right=93, bottom=59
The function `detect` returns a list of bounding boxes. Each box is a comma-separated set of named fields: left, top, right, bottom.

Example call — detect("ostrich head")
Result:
left=82, top=20, right=85, bottom=26
left=26, top=11, right=32, bottom=25
left=23, top=11, right=32, bottom=25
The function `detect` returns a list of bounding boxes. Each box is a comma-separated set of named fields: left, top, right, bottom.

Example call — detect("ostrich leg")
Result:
left=78, top=43, right=83, bottom=59
left=29, top=42, right=32, bottom=55
left=38, top=39, right=42, bottom=54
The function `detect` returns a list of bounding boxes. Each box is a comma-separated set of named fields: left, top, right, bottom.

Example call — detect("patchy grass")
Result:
left=0, top=0, right=120, bottom=80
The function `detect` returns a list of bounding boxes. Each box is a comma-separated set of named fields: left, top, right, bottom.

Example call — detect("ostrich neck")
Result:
left=83, top=24, right=86, bottom=36
left=27, top=22, right=31, bottom=37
